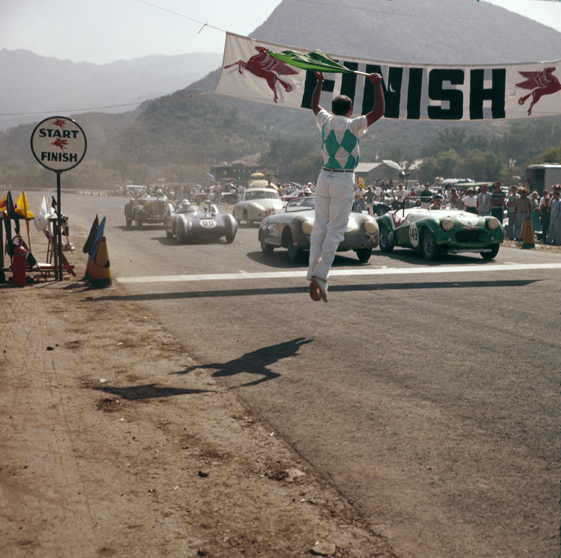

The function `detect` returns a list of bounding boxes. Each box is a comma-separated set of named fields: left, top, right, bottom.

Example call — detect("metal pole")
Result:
left=0, top=215, right=4, bottom=284
left=57, top=171, right=63, bottom=281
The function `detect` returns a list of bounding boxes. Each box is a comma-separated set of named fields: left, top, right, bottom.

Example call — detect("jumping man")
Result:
left=308, top=71, right=385, bottom=302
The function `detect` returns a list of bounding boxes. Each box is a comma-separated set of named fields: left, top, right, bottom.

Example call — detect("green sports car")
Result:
left=376, top=207, right=503, bottom=260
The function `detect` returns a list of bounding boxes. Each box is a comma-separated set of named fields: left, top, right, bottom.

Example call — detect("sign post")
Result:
left=30, top=117, right=87, bottom=281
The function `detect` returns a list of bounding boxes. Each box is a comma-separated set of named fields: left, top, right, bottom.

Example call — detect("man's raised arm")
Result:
left=366, top=73, right=385, bottom=127
left=311, top=71, right=325, bottom=116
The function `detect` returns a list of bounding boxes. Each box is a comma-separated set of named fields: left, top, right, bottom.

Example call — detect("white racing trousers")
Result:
left=307, top=169, right=355, bottom=282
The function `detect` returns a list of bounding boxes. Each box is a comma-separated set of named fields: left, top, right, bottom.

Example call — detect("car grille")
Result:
left=152, top=200, right=166, bottom=215
left=455, top=230, right=487, bottom=243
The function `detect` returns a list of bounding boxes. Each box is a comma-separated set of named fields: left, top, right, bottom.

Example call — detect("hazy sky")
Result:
left=0, top=0, right=559, bottom=65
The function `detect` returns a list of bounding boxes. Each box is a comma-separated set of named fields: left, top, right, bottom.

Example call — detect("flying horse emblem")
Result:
left=516, top=67, right=561, bottom=116
left=224, top=46, right=299, bottom=103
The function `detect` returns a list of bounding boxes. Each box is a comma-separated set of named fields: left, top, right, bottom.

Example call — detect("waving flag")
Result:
left=269, top=49, right=360, bottom=74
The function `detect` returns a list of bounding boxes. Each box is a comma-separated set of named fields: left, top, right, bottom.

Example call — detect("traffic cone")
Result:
left=90, top=237, right=112, bottom=288
left=520, top=217, right=535, bottom=249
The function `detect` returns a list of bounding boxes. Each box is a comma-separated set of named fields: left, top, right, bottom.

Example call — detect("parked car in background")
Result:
left=258, top=197, right=379, bottom=263
left=125, top=189, right=168, bottom=228
left=233, top=188, right=286, bottom=227
left=221, top=185, right=241, bottom=205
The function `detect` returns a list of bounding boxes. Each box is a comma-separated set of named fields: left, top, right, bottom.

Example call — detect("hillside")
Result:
left=2, top=0, right=561, bottom=169
left=0, top=49, right=222, bottom=132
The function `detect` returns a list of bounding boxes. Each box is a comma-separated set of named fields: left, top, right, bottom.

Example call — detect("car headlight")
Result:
left=442, top=218, right=454, bottom=231
left=487, top=218, right=500, bottom=230
left=364, top=220, right=378, bottom=233
left=302, top=220, right=313, bottom=235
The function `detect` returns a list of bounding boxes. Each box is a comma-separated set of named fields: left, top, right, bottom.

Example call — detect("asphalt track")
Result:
left=65, top=194, right=560, bottom=558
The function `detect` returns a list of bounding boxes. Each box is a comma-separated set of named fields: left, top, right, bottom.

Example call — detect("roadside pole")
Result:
left=30, top=117, right=87, bottom=281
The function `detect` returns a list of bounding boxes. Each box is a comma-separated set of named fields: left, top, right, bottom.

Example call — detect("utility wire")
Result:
left=1, top=0, right=559, bottom=118
left=0, top=92, right=212, bottom=117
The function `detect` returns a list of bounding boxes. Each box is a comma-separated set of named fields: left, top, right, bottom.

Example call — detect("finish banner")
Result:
left=214, top=33, right=561, bottom=121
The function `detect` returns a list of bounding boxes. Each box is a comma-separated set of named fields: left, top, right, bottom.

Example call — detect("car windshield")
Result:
left=177, top=205, right=199, bottom=214
left=245, top=191, right=279, bottom=200
left=286, top=197, right=315, bottom=212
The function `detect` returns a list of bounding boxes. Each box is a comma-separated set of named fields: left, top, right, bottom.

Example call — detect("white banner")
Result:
left=214, top=33, right=561, bottom=121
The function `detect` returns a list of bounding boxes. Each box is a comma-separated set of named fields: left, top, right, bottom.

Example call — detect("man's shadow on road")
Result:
left=173, top=337, right=313, bottom=388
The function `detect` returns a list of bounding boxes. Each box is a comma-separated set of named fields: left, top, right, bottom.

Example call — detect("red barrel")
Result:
left=12, top=244, right=27, bottom=287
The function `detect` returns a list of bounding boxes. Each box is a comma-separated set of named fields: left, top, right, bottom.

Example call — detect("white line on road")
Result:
left=117, top=263, right=561, bottom=284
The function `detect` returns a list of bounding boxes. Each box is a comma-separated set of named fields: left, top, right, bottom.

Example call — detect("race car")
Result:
left=376, top=206, right=504, bottom=260
left=165, top=200, right=238, bottom=244
left=125, top=189, right=167, bottom=228
left=258, top=197, right=379, bottom=263
left=233, top=188, right=286, bottom=227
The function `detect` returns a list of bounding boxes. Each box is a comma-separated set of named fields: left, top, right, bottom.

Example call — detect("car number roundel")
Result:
left=409, top=222, right=420, bottom=247
left=200, top=219, right=217, bottom=229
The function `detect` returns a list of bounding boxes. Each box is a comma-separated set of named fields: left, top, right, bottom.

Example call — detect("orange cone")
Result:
left=90, top=237, right=112, bottom=288
left=521, top=217, right=535, bottom=249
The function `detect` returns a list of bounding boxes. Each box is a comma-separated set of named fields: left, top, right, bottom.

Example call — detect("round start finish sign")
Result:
left=30, top=116, right=87, bottom=172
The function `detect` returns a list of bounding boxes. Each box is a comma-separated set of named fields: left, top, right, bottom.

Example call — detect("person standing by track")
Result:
left=307, top=71, right=385, bottom=303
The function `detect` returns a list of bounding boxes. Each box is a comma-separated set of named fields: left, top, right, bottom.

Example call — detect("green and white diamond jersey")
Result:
left=317, top=109, right=368, bottom=170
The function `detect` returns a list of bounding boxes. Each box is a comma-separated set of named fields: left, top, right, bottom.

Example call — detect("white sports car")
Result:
left=233, top=188, right=286, bottom=227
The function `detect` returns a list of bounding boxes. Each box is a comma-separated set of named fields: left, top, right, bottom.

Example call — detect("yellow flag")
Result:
left=15, top=191, right=35, bottom=219
left=358, top=178, right=365, bottom=190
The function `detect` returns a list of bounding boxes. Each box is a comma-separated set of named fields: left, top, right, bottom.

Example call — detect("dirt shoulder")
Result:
left=0, top=240, right=397, bottom=557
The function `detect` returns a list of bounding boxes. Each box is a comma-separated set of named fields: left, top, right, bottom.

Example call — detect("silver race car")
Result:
left=258, top=197, right=379, bottom=263
left=165, top=200, right=238, bottom=244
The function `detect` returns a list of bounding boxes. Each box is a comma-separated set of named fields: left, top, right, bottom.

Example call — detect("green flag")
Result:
left=269, top=49, right=353, bottom=74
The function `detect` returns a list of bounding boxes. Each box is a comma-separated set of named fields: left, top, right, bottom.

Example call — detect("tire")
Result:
left=260, top=231, right=274, bottom=254
left=421, top=230, right=439, bottom=261
left=379, top=225, right=394, bottom=253
left=355, top=248, right=372, bottom=263
left=286, top=229, right=304, bottom=263
left=177, top=222, right=188, bottom=244
left=481, top=244, right=500, bottom=260
left=226, top=231, right=235, bottom=244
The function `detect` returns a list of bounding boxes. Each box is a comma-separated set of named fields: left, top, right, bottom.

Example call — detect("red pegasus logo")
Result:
left=53, top=119, right=66, bottom=129
left=224, top=46, right=298, bottom=103
left=51, top=138, right=69, bottom=151
left=516, top=67, right=561, bottom=115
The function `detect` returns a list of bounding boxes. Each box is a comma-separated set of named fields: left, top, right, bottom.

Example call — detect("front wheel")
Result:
left=260, top=232, right=274, bottom=254
left=481, top=244, right=500, bottom=260
left=355, top=248, right=372, bottom=263
left=379, top=226, right=394, bottom=253
left=421, top=230, right=439, bottom=261
left=286, top=229, right=304, bottom=263
left=177, top=223, right=188, bottom=244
